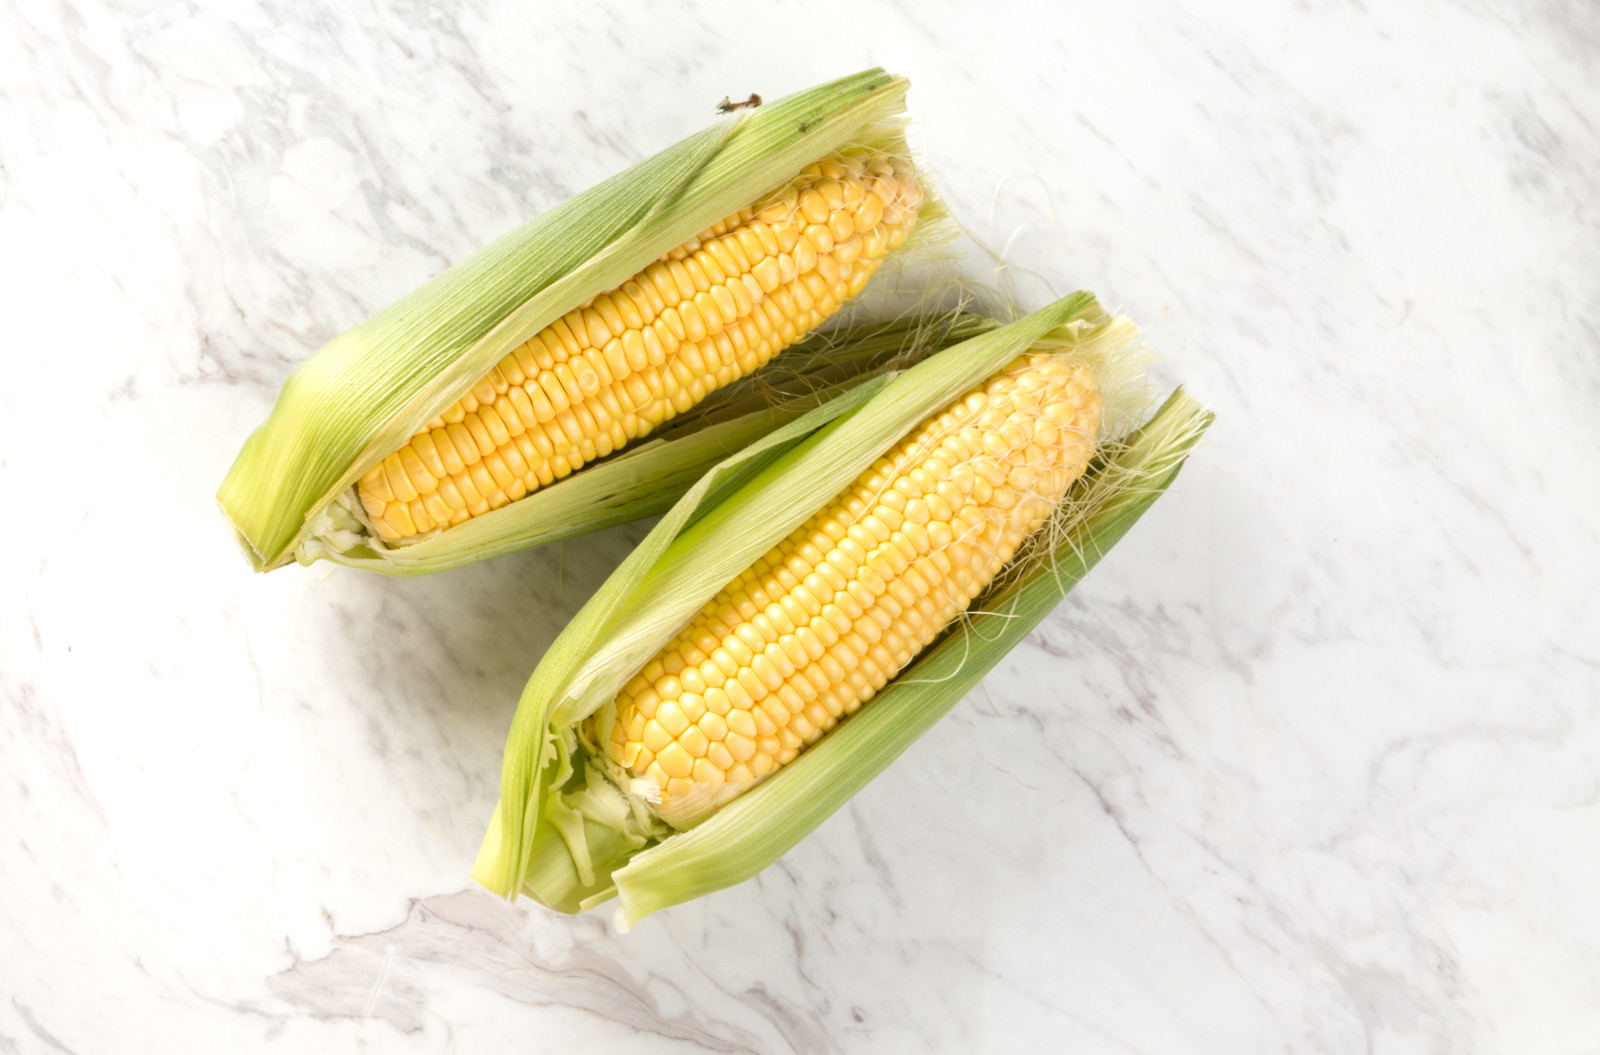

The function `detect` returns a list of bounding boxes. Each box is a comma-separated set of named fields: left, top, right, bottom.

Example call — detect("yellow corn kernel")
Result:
left=606, top=351, right=1102, bottom=824
left=359, top=153, right=923, bottom=541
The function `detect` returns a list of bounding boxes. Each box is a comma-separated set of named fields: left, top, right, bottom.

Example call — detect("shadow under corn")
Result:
left=337, top=518, right=654, bottom=719
left=296, top=517, right=657, bottom=854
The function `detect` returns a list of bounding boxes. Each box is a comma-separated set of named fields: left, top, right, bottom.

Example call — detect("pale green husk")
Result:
left=217, top=69, right=923, bottom=573
left=297, top=313, right=995, bottom=574
left=471, top=293, right=1213, bottom=928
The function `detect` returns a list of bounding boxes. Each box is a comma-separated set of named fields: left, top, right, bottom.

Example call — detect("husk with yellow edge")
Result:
left=471, top=293, right=1213, bottom=930
left=217, top=69, right=946, bottom=575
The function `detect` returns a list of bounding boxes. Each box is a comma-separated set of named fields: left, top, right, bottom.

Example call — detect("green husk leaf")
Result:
left=218, top=69, right=915, bottom=572
left=610, top=387, right=1213, bottom=928
left=295, top=313, right=997, bottom=575
left=472, top=294, right=1208, bottom=921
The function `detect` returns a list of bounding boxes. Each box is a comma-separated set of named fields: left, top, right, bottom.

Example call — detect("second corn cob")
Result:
left=604, top=352, right=1101, bottom=824
left=473, top=294, right=1212, bottom=927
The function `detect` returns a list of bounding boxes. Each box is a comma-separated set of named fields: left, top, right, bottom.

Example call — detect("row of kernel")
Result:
left=363, top=157, right=919, bottom=540
left=612, top=439, right=999, bottom=786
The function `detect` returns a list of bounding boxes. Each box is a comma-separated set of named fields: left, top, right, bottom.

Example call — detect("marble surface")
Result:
left=3, top=0, right=1597, bottom=1051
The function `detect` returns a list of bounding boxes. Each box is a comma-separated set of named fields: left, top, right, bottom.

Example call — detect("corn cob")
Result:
left=216, top=70, right=932, bottom=574
left=472, top=294, right=1214, bottom=928
left=605, top=352, right=1101, bottom=824
left=356, top=153, right=921, bottom=542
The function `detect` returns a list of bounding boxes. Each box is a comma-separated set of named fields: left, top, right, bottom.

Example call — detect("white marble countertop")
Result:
left=4, top=1, right=1597, bottom=1052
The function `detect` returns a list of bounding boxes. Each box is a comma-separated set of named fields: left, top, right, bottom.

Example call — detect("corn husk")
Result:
left=298, top=313, right=993, bottom=574
left=471, top=293, right=1213, bottom=929
left=217, top=69, right=936, bottom=574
